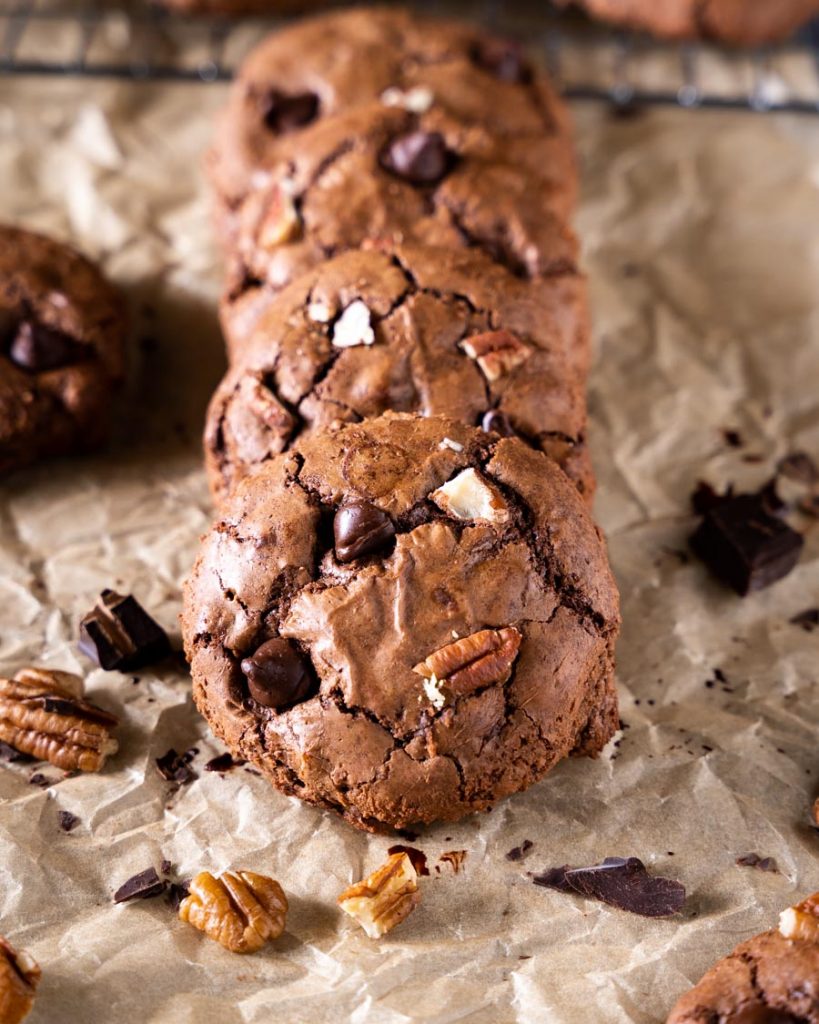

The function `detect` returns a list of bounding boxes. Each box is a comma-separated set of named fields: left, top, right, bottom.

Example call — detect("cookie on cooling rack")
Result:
left=183, top=413, right=619, bottom=832
left=0, top=226, right=126, bottom=477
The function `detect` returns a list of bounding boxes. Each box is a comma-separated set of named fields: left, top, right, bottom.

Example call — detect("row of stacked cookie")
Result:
left=182, top=5, right=621, bottom=833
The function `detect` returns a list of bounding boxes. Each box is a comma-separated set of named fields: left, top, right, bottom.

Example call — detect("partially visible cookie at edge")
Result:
left=0, top=225, right=126, bottom=476
left=183, top=412, right=620, bottom=833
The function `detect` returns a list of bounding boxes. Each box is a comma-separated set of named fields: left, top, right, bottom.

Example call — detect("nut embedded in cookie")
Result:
left=178, top=869, right=288, bottom=953
left=413, top=627, right=522, bottom=701
left=0, top=935, right=40, bottom=1024
left=430, top=467, right=509, bottom=524
left=779, top=891, right=819, bottom=944
left=338, top=852, right=420, bottom=939
left=0, top=668, right=119, bottom=772
left=460, top=330, right=532, bottom=383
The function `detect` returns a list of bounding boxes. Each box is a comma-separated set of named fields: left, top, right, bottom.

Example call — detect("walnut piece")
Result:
left=337, top=852, right=420, bottom=939
left=413, top=627, right=522, bottom=701
left=257, top=182, right=301, bottom=249
left=779, top=891, right=819, bottom=943
left=178, top=869, right=288, bottom=953
left=380, top=85, right=434, bottom=112
left=332, top=300, right=375, bottom=349
left=460, top=330, right=532, bottom=382
left=430, top=468, right=509, bottom=524
left=0, top=935, right=40, bottom=1024
left=0, top=668, right=118, bottom=772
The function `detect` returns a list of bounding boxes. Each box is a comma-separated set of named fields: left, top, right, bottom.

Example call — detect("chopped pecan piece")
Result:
left=239, top=374, right=297, bottom=445
left=0, top=668, right=118, bottom=772
left=779, top=891, right=819, bottom=943
left=430, top=468, right=509, bottom=524
left=0, top=935, right=40, bottom=1024
left=257, top=183, right=301, bottom=249
left=178, top=869, right=288, bottom=953
left=460, top=330, right=532, bottom=382
left=338, top=852, right=420, bottom=938
left=413, top=627, right=522, bottom=701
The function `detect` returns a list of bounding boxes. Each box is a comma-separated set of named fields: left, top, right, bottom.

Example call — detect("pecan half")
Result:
left=337, top=852, right=420, bottom=939
left=178, top=869, right=288, bottom=953
left=460, top=330, right=532, bottom=382
left=413, top=627, right=522, bottom=700
left=0, top=935, right=40, bottom=1024
left=257, top=183, right=301, bottom=249
left=430, top=468, right=509, bottom=524
left=780, top=891, right=819, bottom=943
left=0, top=669, right=118, bottom=772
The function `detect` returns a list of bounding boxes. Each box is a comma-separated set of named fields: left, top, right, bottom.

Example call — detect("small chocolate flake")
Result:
left=736, top=853, right=778, bottom=873
left=204, top=752, right=243, bottom=773
left=790, top=608, right=819, bottom=632
left=439, top=850, right=467, bottom=874
left=58, top=810, right=80, bottom=832
left=114, top=867, right=166, bottom=904
left=533, top=857, right=685, bottom=918
left=722, top=429, right=743, bottom=448
left=777, top=451, right=818, bottom=485
left=155, top=748, right=197, bottom=786
left=396, top=828, right=419, bottom=842
left=160, top=859, right=172, bottom=877
left=29, top=772, right=52, bottom=788
left=167, top=880, right=190, bottom=912
left=506, top=840, right=534, bottom=862
left=387, top=844, right=429, bottom=876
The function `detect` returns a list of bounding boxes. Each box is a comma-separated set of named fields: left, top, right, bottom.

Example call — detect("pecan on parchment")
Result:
left=0, top=935, right=40, bottom=1024
left=337, top=852, right=420, bottom=939
left=178, top=870, right=288, bottom=953
left=0, top=668, right=118, bottom=772
left=413, top=627, right=522, bottom=701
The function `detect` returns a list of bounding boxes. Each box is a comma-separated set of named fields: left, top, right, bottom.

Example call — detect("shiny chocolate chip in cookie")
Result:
left=379, top=131, right=454, bottom=185
left=261, top=90, right=319, bottom=134
left=8, top=320, right=85, bottom=372
left=241, top=638, right=314, bottom=710
left=334, top=501, right=395, bottom=563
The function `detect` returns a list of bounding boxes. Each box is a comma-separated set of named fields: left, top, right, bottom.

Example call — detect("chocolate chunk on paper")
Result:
left=114, top=867, right=166, bottom=904
left=532, top=857, right=685, bottom=918
left=155, top=748, right=197, bottom=786
left=58, top=810, right=80, bottom=833
left=79, top=590, right=171, bottom=672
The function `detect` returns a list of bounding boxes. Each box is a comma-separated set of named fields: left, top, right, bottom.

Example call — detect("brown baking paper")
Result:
left=1, top=38, right=818, bottom=1024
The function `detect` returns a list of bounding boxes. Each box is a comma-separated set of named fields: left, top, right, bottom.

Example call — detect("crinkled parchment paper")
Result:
left=1, top=35, right=818, bottom=1024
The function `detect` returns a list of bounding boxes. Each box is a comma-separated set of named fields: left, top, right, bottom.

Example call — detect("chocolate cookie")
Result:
left=667, top=904, right=819, bottom=1023
left=208, top=244, right=593, bottom=503
left=223, top=100, right=577, bottom=304
left=206, top=7, right=574, bottom=232
left=0, top=226, right=126, bottom=476
left=183, top=413, right=620, bottom=832
left=556, top=0, right=819, bottom=44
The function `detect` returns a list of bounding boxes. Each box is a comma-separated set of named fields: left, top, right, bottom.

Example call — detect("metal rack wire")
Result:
left=2, top=0, right=819, bottom=113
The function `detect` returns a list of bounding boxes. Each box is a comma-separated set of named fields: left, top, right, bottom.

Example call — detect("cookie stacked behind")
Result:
left=187, top=7, right=620, bottom=831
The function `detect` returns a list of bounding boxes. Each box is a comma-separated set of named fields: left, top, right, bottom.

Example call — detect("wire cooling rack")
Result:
left=2, top=0, right=819, bottom=113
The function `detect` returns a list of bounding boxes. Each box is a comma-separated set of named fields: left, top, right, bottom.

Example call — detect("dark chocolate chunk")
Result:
left=387, top=844, right=429, bottom=876
left=722, top=428, right=743, bottom=448
left=79, top=590, right=171, bottom=672
left=790, top=608, right=819, bottom=632
left=690, top=493, right=803, bottom=596
left=204, top=752, right=243, bottom=773
left=241, top=638, right=315, bottom=710
left=29, top=772, right=53, bottom=788
left=8, top=320, right=85, bottom=373
left=58, top=810, right=80, bottom=832
left=481, top=410, right=516, bottom=438
left=691, top=481, right=732, bottom=515
left=160, top=859, right=172, bottom=876
left=155, top=748, right=197, bottom=786
left=334, top=501, right=395, bottom=562
left=736, top=853, right=778, bottom=873
left=799, top=494, right=819, bottom=518
left=262, top=90, right=319, bottom=133
left=533, top=857, right=685, bottom=918
left=469, top=37, right=531, bottom=83
left=113, top=867, right=167, bottom=904
left=0, top=740, right=32, bottom=763
left=380, top=131, right=454, bottom=185
left=777, top=451, right=818, bottom=485
left=505, top=840, right=534, bottom=862
left=167, top=879, right=190, bottom=912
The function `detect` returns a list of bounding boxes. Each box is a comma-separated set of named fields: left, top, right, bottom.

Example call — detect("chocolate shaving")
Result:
left=58, top=810, right=80, bottom=833
left=777, top=451, right=818, bottom=485
left=113, top=867, right=167, bottom=904
left=28, top=773, right=53, bottom=788
left=167, top=880, right=190, bottom=912
left=438, top=850, right=467, bottom=874
left=532, top=857, right=685, bottom=918
left=387, top=845, right=429, bottom=877
left=506, top=840, right=534, bottom=862
left=204, top=752, right=244, bottom=773
left=790, top=608, right=819, bottom=632
left=736, top=853, right=778, bottom=873
left=155, top=748, right=197, bottom=786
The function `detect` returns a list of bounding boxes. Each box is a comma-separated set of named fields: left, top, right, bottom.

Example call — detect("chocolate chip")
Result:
left=8, top=320, right=85, bottom=372
left=532, top=857, right=685, bottom=918
left=262, top=90, right=319, bottom=133
left=241, top=638, right=314, bottom=710
left=736, top=853, right=778, bottom=873
left=469, top=37, right=531, bottom=83
left=690, top=492, right=803, bottom=595
left=481, top=410, right=516, bottom=437
left=691, top=480, right=732, bottom=515
left=380, top=131, right=454, bottom=185
left=505, top=840, right=534, bottom=862
left=167, top=880, right=190, bottom=912
left=722, top=428, right=743, bottom=448
left=79, top=590, right=171, bottom=672
left=790, top=608, right=819, bottom=632
left=58, top=810, right=80, bottom=832
left=113, top=867, right=167, bottom=904
left=204, top=752, right=243, bottom=773
left=160, top=859, right=172, bottom=876
left=334, top=501, right=395, bottom=562
left=28, top=772, right=53, bottom=788
left=155, top=748, right=197, bottom=786
left=777, top=451, right=818, bottom=485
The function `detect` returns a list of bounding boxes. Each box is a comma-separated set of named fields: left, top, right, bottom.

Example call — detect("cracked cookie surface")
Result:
left=207, top=6, right=574, bottom=231
left=667, top=929, right=819, bottom=1023
left=0, top=226, right=126, bottom=476
left=183, top=413, right=619, bottom=832
left=209, top=244, right=594, bottom=504
left=554, top=0, right=819, bottom=44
